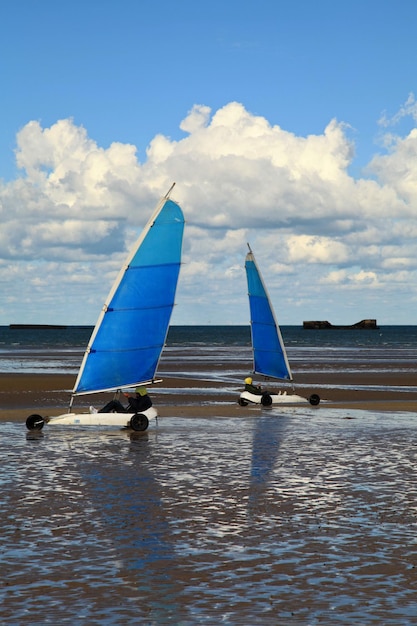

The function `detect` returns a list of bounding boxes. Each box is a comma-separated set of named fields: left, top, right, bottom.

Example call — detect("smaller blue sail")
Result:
left=245, top=246, right=292, bottom=381
left=73, top=188, right=185, bottom=395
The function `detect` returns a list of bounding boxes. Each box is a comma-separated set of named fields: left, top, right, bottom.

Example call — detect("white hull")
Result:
left=26, top=406, right=158, bottom=432
left=239, top=390, right=320, bottom=407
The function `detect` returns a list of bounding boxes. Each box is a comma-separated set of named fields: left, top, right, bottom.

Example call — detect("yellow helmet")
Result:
left=244, top=377, right=252, bottom=385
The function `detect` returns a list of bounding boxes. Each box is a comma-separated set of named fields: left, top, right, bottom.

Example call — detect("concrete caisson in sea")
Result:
left=303, top=319, right=379, bottom=330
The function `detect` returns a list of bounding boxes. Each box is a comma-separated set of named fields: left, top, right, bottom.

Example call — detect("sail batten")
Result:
left=104, top=303, right=176, bottom=312
left=245, top=248, right=292, bottom=382
left=88, top=344, right=166, bottom=354
left=73, top=195, right=184, bottom=395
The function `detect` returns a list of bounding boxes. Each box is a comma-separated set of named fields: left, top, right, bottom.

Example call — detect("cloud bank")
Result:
left=1, top=99, right=417, bottom=325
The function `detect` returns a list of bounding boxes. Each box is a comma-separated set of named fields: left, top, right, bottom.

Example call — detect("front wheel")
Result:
left=130, top=413, right=149, bottom=432
left=26, top=414, right=45, bottom=430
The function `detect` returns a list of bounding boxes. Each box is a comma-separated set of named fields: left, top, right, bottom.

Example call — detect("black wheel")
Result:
left=238, top=397, right=248, bottom=406
left=26, top=414, right=45, bottom=431
left=130, top=413, right=149, bottom=432
left=261, top=393, right=273, bottom=407
left=309, top=394, right=320, bottom=406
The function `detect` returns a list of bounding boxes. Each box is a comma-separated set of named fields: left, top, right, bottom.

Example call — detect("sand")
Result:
left=1, top=365, right=417, bottom=424
left=2, top=359, right=417, bottom=623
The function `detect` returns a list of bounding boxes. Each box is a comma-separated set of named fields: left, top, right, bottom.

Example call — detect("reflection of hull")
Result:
left=239, top=390, right=320, bottom=407
left=26, top=406, right=157, bottom=432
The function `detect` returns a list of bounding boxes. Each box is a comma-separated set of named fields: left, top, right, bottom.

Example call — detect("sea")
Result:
left=2, top=323, right=417, bottom=409
left=0, top=323, right=416, bottom=375
left=2, top=325, right=417, bottom=624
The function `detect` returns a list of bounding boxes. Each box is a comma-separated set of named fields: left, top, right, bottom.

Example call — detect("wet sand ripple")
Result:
left=1, top=410, right=417, bottom=624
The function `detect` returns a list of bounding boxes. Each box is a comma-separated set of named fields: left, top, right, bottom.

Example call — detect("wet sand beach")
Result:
left=1, top=347, right=417, bottom=624
left=1, top=355, right=417, bottom=421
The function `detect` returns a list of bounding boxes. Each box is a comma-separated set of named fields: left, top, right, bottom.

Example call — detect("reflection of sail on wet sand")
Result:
left=78, top=432, right=182, bottom=623
left=247, top=415, right=288, bottom=518
left=3, top=430, right=142, bottom=620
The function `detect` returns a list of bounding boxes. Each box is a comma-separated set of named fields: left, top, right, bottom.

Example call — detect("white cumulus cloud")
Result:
left=1, top=99, right=417, bottom=325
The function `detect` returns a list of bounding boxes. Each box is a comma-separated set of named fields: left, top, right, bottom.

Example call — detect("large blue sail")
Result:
left=245, top=247, right=292, bottom=381
left=73, top=191, right=185, bottom=395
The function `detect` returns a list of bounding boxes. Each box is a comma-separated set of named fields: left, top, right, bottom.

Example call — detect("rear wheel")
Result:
left=130, top=413, right=149, bottom=432
left=26, top=414, right=45, bottom=430
left=261, top=393, right=273, bottom=407
left=238, top=397, right=248, bottom=406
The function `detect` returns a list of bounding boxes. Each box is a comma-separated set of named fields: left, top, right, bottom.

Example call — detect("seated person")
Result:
left=244, top=376, right=264, bottom=395
left=127, top=386, right=152, bottom=412
left=98, top=386, right=152, bottom=413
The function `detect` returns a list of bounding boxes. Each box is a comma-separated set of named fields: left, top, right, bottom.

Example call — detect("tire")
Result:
left=238, top=397, right=248, bottom=406
left=261, top=393, right=273, bottom=407
left=26, top=414, right=45, bottom=430
left=309, top=394, right=320, bottom=406
left=130, top=413, right=149, bottom=432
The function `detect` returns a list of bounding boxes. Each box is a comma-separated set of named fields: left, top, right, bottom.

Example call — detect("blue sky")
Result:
left=1, top=0, right=417, bottom=325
